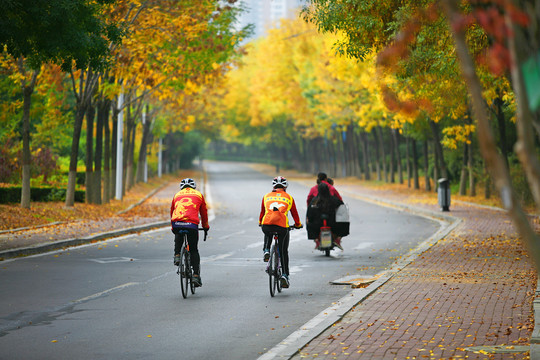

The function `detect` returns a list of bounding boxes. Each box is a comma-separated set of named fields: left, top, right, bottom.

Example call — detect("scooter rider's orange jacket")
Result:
left=259, top=188, right=301, bottom=228
left=170, top=187, right=209, bottom=229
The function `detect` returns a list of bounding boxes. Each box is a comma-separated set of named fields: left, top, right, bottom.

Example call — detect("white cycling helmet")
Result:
left=272, top=176, right=288, bottom=189
left=180, top=178, right=196, bottom=189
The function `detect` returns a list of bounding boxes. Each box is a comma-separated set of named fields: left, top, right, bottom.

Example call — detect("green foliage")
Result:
left=302, top=0, right=405, bottom=58
left=0, top=0, right=122, bottom=70
left=178, top=131, right=204, bottom=169
left=508, top=154, right=534, bottom=206
left=31, top=147, right=59, bottom=182
left=0, top=140, right=19, bottom=182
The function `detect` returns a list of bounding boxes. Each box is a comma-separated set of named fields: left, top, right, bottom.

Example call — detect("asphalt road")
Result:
left=0, top=161, right=440, bottom=360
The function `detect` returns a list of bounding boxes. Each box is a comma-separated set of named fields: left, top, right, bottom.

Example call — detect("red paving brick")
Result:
left=291, top=185, right=537, bottom=360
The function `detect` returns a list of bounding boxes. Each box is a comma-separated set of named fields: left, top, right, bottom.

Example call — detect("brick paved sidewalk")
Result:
left=288, top=185, right=537, bottom=360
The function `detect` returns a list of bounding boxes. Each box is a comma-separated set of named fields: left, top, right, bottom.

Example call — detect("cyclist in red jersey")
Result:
left=171, top=178, right=209, bottom=287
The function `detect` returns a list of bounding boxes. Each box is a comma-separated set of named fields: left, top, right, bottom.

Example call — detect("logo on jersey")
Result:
left=268, top=202, right=286, bottom=211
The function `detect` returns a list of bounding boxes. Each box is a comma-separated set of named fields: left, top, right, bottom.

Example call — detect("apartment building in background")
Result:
left=235, top=0, right=306, bottom=41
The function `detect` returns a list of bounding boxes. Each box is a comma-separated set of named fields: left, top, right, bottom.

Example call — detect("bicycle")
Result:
left=176, top=228, right=207, bottom=299
left=265, top=226, right=300, bottom=297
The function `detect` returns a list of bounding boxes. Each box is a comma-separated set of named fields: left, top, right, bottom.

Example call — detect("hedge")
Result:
left=0, top=187, right=85, bottom=204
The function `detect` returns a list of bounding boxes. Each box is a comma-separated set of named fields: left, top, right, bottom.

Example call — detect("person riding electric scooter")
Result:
left=306, top=182, right=344, bottom=256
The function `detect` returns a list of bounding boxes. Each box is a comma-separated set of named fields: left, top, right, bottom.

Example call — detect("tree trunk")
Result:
left=429, top=120, right=448, bottom=179
left=484, top=164, right=491, bottom=199
left=360, top=132, right=370, bottom=180
left=329, top=138, right=337, bottom=177
left=95, top=99, right=107, bottom=204
left=405, top=136, right=411, bottom=187
left=19, top=64, right=40, bottom=209
left=459, top=143, right=468, bottom=195
left=432, top=139, right=439, bottom=186
left=393, top=130, right=403, bottom=184
left=443, top=0, right=540, bottom=268
left=103, top=99, right=111, bottom=204
left=423, top=140, right=431, bottom=191
left=389, top=128, right=395, bottom=183
left=111, top=101, right=120, bottom=200
left=494, top=93, right=510, bottom=170
left=85, top=104, right=95, bottom=204
left=373, top=130, right=381, bottom=181
left=350, top=125, right=362, bottom=177
left=351, top=128, right=362, bottom=177
left=378, top=126, right=388, bottom=182
left=411, top=139, right=419, bottom=189
left=66, top=68, right=98, bottom=207
left=136, top=107, right=152, bottom=183
left=505, top=9, right=540, bottom=209
left=468, top=128, right=476, bottom=196
left=66, top=105, right=87, bottom=207
left=124, top=100, right=135, bottom=193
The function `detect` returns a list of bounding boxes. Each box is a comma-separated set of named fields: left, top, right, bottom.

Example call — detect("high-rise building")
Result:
left=236, top=0, right=306, bottom=41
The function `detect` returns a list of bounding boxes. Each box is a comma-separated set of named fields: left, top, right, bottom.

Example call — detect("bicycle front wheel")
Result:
left=268, top=245, right=277, bottom=297
left=179, top=245, right=190, bottom=298
left=275, top=247, right=283, bottom=293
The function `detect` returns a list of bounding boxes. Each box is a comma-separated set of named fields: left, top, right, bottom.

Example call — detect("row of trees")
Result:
left=194, top=13, right=515, bottom=199
left=0, top=0, right=251, bottom=207
left=168, top=1, right=538, bottom=267
left=303, top=0, right=540, bottom=270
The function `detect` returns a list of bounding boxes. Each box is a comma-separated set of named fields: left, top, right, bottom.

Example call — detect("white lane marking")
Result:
left=88, top=257, right=136, bottom=264
left=219, top=230, right=246, bottom=240
left=73, top=282, right=139, bottom=304
left=353, top=242, right=375, bottom=250
left=201, top=252, right=234, bottom=262
left=288, top=265, right=308, bottom=274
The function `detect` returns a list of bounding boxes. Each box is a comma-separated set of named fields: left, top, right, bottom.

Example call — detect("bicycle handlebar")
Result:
left=258, top=225, right=303, bottom=230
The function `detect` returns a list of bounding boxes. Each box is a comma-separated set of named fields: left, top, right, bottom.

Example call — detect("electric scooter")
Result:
left=313, top=216, right=342, bottom=256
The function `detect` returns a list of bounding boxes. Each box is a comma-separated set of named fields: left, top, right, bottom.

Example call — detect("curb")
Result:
left=115, top=181, right=170, bottom=215
left=0, top=167, right=208, bottom=261
left=0, top=221, right=169, bottom=260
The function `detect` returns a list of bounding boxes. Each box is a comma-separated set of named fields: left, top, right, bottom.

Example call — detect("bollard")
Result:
left=438, top=178, right=451, bottom=211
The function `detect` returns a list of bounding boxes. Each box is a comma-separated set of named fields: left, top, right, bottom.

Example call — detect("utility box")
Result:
left=438, top=178, right=451, bottom=211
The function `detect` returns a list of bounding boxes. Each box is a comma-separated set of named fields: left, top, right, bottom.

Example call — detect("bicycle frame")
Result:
left=176, top=228, right=208, bottom=299
left=265, top=226, right=297, bottom=297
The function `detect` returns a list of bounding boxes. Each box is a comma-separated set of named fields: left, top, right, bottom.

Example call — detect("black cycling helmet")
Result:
left=180, top=178, right=196, bottom=190
left=272, top=176, right=288, bottom=189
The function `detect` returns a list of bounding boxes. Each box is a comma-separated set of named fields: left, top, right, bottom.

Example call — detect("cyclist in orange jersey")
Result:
left=259, top=176, right=302, bottom=288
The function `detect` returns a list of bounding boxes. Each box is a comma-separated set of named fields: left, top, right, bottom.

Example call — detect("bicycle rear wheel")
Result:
left=268, top=244, right=277, bottom=297
left=190, top=269, right=196, bottom=295
left=179, top=245, right=190, bottom=298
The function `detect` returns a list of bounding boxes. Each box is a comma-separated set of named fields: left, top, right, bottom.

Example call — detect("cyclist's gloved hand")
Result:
left=294, top=223, right=303, bottom=229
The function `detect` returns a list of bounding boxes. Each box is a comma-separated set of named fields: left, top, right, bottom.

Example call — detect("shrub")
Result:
left=0, top=186, right=85, bottom=204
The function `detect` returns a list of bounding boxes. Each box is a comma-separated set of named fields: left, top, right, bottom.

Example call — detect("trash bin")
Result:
left=438, top=178, right=450, bottom=211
